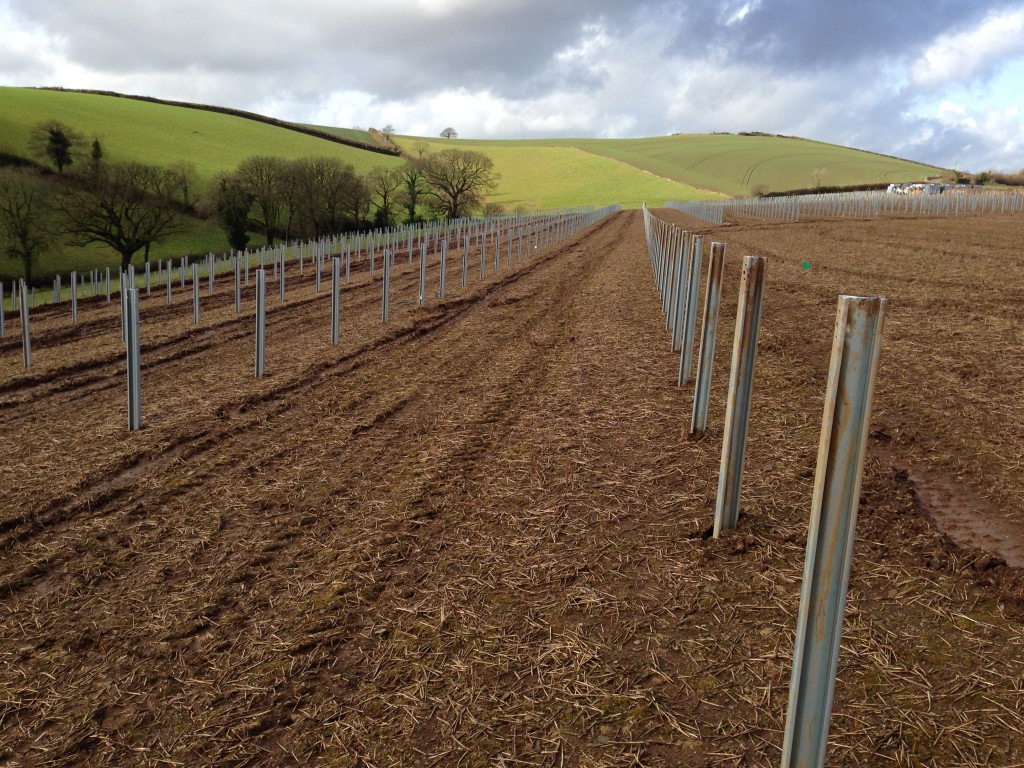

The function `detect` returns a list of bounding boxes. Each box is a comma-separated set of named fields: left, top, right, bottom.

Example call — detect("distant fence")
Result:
left=666, top=188, right=1024, bottom=224
left=1, top=207, right=620, bottom=316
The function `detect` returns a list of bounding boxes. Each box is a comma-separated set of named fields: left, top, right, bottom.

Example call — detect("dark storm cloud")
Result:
left=694, top=0, right=1023, bottom=71
left=1, top=0, right=1021, bottom=170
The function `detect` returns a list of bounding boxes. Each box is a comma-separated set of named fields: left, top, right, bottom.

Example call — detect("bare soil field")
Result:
left=1, top=209, right=1022, bottom=767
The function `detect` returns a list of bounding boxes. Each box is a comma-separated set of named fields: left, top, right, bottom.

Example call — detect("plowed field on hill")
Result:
left=1, top=209, right=1021, bottom=767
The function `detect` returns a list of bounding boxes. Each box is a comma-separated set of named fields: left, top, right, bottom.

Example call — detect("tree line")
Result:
left=0, top=120, right=498, bottom=282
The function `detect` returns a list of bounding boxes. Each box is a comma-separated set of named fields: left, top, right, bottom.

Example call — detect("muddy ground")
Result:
left=0, top=209, right=1021, bottom=767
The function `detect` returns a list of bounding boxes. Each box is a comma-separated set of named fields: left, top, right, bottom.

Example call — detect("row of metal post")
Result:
left=643, top=204, right=887, bottom=768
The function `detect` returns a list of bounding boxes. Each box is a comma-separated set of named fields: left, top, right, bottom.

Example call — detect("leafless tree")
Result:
left=55, top=162, right=182, bottom=270
left=0, top=168, right=53, bottom=280
left=422, top=149, right=498, bottom=219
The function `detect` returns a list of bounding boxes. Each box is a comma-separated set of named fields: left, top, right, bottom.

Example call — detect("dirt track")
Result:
left=1, top=209, right=1022, bottom=766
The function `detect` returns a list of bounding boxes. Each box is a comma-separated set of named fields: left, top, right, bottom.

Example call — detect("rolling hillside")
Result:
left=0, top=86, right=946, bottom=280
left=0, top=87, right=403, bottom=187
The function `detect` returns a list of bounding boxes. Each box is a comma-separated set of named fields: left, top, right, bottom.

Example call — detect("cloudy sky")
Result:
left=2, top=0, right=1023, bottom=172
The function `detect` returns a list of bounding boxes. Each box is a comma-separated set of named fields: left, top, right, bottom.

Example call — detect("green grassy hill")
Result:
left=0, top=86, right=947, bottom=283
left=397, top=137, right=718, bottom=210
left=0, top=88, right=402, bottom=188
left=529, top=134, right=944, bottom=197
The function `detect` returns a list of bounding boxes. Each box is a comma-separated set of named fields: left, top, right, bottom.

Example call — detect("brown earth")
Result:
left=0, top=209, right=1022, bottom=767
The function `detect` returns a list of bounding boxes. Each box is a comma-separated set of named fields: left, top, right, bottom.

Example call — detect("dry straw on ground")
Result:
left=1, top=209, right=1021, bottom=766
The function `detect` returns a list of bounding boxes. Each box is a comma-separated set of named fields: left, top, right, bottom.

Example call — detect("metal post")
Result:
left=419, top=242, right=427, bottom=305
left=208, top=254, right=214, bottom=295
left=781, top=295, right=887, bottom=768
left=126, top=288, right=142, bottom=430
left=382, top=249, right=391, bottom=322
left=121, top=273, right=129, bottom=344
left=691, top=242, right=727, bottom=436
left=331, top=257, right=341, bottom=345
left=105, top=267, right=111, bottom=302
left=255, top=269, right=266, bottom=377
left=145, top=260, right=151, bottom=297
left=462, top=236, right=469, bottom=287
left=19, top=280, right=30, bottom=368
left=713, top=255, right=767, bottom=537
left=166, top=266, right=172, bottom=304
left=71, top=271, right=78, bottom=325
left=678, top=235, right=704, bottom=384
left=234, top=258, right=242, bottom=313
left=439, top=240, right=447, bottom=298
left=279, top=250, right=286, bottom=301
left=192, top=263, right=200, bottom=324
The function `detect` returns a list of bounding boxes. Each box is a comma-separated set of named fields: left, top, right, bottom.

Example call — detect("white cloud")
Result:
left=910, top=7, right=1024, bottom=88
left=0, top=1, right=1022, bottom=171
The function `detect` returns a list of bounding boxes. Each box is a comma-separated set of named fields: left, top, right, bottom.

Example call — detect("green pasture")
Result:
left=304, top=124, right=376, bottom=145
left=0, top=87, right=403, bottom=187
left=396, top=137, right=719, bottom=210
left=526, top=134, right=945, bottom=197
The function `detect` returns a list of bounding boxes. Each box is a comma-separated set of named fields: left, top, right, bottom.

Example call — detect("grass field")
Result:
left=398, top=137, right=720, bottom=210
left=532, top=134, right=944, bottom=196
left=0, top=88, right=402, bottom=188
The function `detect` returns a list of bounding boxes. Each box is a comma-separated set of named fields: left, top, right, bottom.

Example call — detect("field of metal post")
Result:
left=0, top=208, right=1022, bottom=766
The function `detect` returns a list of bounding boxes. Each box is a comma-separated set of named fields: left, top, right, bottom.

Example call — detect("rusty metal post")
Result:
left=678, top=235, right=704, bottom=384
left=691, top=242, right=727, bottom=435
left=780, top=295, right=887, bottom=768
left=713, top=255, right=766, bottom=537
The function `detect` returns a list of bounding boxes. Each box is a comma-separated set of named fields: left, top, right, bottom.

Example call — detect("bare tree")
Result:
left=0, top=168, right=53, bottom=281
left=380, top=124, right=396, bottom=141
left=422, top=149, right=498, bottom=219
left=169, top=160, right=199, bottom=211
left=440, top=127, right=458, bottom=139
left=395, top=159, right=428, bottom=223
left=236, top=156, right=286, bottom=245
left=367, top=166, right=402, bottom=227
left=291, top=157, right=364, bottom=237
left=55, top=162, right=182, bottom=270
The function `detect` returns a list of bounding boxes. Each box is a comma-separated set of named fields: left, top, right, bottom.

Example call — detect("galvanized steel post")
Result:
left=780, top=295, right=886, bottom=768
left=192, top=263, right=201, bottom=324
left=713, top=255, right=766, bottom=537
left=234, top=258, right=241, bottom=313
left=690, top=242, right=727, bottom=435
left=419, top=242, right=427, bottom=305
left=71, top=271, right=78, bottom=326
left=439, top=240, right=447, bottom=298
left=382, top=248, right=391, bottom=322
left=126, top=288, right=142, bottom=430
left=331, top=257, right=341, bottom=345
left=255, top=268, right=266, bottom=377
left=19, top=280, right=30, bottom=368
left=678, top=235, right=704, bottom=385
